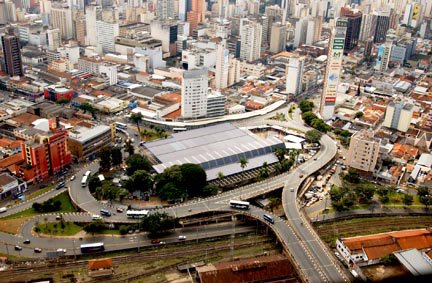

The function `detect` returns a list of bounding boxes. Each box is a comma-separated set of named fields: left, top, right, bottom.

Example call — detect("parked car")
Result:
left=70, top=175, right=76, bottom=181
left=116, top=207, right=124, bottom=213
left=56, top=182, right=65, bottom=190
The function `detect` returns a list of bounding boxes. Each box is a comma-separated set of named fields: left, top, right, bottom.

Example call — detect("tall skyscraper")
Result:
left=286, top=55, right=305, bottom=96
left=215, top=43, right=229, bottom=90
left=239, top=19, right=262, bottom=62
left=47, top=28, right=61, bottom=51
left=359, top=12, right=377, bottom=41
left=374, top=9, right=390, bottom=43
left=156, top=0, right=174, bottom=19
left=375, top=33, right=394, bottom=72
left=187, top=0, right=205, bottom=33
left=181, top=68, right=208, bottom=119
left=96, top=20, right=119, bottom=53
left=85, top=5, right=101, bottom=46
left=50, top=4, right=74, bottom=40
left=320, top=18, right=347, bottom=120
left=340, top=7, right=362, bottom=51
left=269, top=22, right=287, bottom=53
left=1, top=29, right=23, bottom=77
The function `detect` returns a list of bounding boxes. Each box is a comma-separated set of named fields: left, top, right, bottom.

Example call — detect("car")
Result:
left=116, top=207, right=124, bottom=213
left=341, top=165, right=347, bottom=170
left=15, top=245, right=22, bottom=251
left=92, top=215, right=102, bottom=220
left=299, top=174, right=304, bottom=178
left=151, top=239, right=161, bottom=244
left=23, top=239, right=31, bottom=244
left=56, top=215, right=61, bottom=220
left=290, top=188, right=294, bottom=192
left=70, top=175, right=76, bottom=181
left=56, top=248, right=66, bottom=253
left=34, top=248, right=42, bottom=253
left=159, top=241, right=166, bottom=245
left=313, top=157, right=317, bottom=160
left=178, top=235, right=187, bottom=241
left=56, top=182, right=65, bottom=190
left=134, top=133, right=138, bottom=137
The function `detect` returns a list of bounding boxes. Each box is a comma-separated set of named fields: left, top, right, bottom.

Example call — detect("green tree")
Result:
left=111, top=147, right=123, bottom=167
left=275, top=158, right=294, bottom=173
left=402, top=194, right=414, bottom=206
left=130, top=112, right=143, bottom=133
left=88, top=175, right=102, bottom=194
left=299, top=100, right=314, bottom=113
left=329, top=185, right=345, bottom=202
left=125, top=170, right=153, bottom=193
left=119, top=225, right=129, bottom=235
left=305, top=129, right=322, bottom=143
left=343, top=168, right=360, bottom=183
left=341, top=192, right=356, bottom=209
left=420, top=195, right=432, bottom=207
left=268, top=197, right=281, bottom=212
left=83, top=219, right=106, bottom=234
left=302, top=111, right=318, bottom=125
left=417, top=186, right=429, bottom=198
left=311, top=118, right=332, bottom=133
left=99, top=147, right=112, bottom=171
left=202, top=184, right=218, bottom=197
left=180, top=163, right=207, bottom=197
left=126, top=154, right=152, bottom=175
left=259, top=162, right=270, bottom=178
left=117, top=188, right=129, bottom=202
left=158, top=182, right=184, bottom=201
left=141, top=212, right=175, bottom=235
left=273, top=147, right=286, bottom=162
left=355, top=185, right=375, bottom=204
left=354, top=111, right=364, bottom=118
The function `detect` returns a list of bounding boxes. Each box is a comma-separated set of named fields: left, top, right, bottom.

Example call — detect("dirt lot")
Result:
left=362, top=264, right=410, bottom=282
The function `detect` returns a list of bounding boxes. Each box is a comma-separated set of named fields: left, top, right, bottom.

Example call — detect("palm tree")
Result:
left=130, top=112, right=143, bottom=133
left=239, top=157, right=248, bottom=182
left=217, top=171, right=224, bottom=186
left=260, top=162, right=269, bottom=178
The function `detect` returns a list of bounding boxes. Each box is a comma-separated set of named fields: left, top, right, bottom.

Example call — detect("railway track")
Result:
left=1, top=239, right=273, bottom=282
left=314, top=216, right=432, bottom=235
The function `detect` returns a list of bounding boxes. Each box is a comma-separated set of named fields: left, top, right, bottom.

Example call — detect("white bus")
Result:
left=80, top=242, right=104, bottom=253
left=126, top=210, right=149, bottom=219
left=81, top=175, right=89, bottom=188
left=229, top=200, right=250, bottom=210
left=84, top=170, right=91, bottom=177
left=115, top=122, right=128, bottom=129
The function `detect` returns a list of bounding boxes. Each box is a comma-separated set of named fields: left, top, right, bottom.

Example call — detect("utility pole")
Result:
left=72, top=240, right=76, bottom=260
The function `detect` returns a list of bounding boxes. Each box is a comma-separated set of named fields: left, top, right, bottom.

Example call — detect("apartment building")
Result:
left=346, top=130, right=381, bottom=173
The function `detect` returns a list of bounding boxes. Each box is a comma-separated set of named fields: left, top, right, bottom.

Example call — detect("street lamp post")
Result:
left=72, top=240, right=76, bottom=260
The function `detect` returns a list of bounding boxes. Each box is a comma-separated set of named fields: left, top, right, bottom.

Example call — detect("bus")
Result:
left=263, top=214, right=274, bottom=224
left=115, top=122, right=128, bottom=129
left=100, top=209, right=112, bottom=217
left=84, top=170, right=91, bottom=177
left=173, top=127, right=187, bottom=133
left=126, top=210, right=149, bottom=219
left=80, top=242, right=105, bottom=253
left=81, top=175, right=89, bottom=188
left=229, top=200, right=250, bottom=210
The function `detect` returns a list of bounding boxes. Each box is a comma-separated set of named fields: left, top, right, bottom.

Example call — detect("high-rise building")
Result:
left=75, top=12, right=86, bottom=46
left=382, top=100, right=414, bottom=132
left=22, top=129, right=72, bottom=182
left=320, top=18, right=347, bottom=120
left=187, top=0, right=205, bottom=33
left=340, top=7, right=362, bottom=51
left=374, top=9, right=390, bottom=43
left=269, top=22, right=287, bottom=53
left=374, top=37, right=393, bottom=72
left=156, top=0, right=175, bottom=19
left=286, top=55, right=305, bottom=96
left=46, top=28, right=61, bottom=51
left=1, top=29, right=23, bottom=77
left=215, top=43, right=229, bottom=90
left=239, top=19, right=262, bottom=62
left=346, top=130, right=381, bottom=173
left=179, top=0, right=187, bottom=21
left=181, top=68, right=208, bottom=119
left=294, top=16, right=322, bottom=47
left=96, top=20, right=119, bottom=53
left=50, top=4, right=74, bottom=40
left=85, top=5, right=101, bottom=46
left=402, top=2, right=423, bottom=28
left=359, top=12, right=377, bottom=41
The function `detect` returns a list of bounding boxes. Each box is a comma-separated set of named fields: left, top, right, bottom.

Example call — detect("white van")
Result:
left=91, top=215, right=102, bottom=220
left=0, top=207, right=7, bottom=213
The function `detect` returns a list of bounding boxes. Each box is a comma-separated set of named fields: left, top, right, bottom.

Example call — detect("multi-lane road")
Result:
left=0, top=104, right=348, bottom=282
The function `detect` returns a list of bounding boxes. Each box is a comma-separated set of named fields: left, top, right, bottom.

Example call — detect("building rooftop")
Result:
left=196, top=255, right=294, bottom=283
left=393, top=249, right=432, bottom=276
left=0, top=173, right=17, bottom=188
left=145, top=123, right=283, bottom=180
left=341, top=229, right=432, bottom=261
left=68, top=125, right=111, bottom=144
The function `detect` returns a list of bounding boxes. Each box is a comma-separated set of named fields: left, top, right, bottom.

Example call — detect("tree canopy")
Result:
left=141, top=212, right=175, bottom=235
left=125, top=170, right=153, bottom=193
left=299, top=100, right=314, bottom=113
left=155, top=163, right=207, bottom=201
left=305, top=129, right=322, bottom=143
left=126, top=154, right=152, bottom=175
